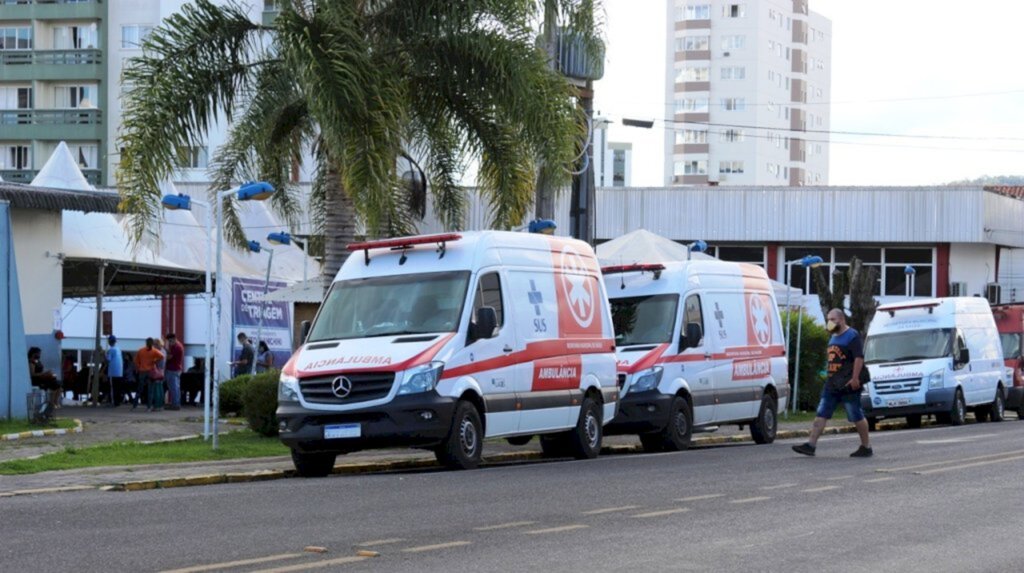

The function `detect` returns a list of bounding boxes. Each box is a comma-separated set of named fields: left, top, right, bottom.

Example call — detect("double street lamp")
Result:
left=161, top=181, right=275, bottom=448
left=784, top=254, right=824, bottom=414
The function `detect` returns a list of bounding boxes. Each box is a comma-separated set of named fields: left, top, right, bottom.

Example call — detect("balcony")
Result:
left=0, top=168, right=101, bottom=185
left=262, top=0, right=280, bottom=26
left=0, top=1, right=104, bottom=21
left=0, top=50, right=103, bottom=81
left=0, top=108, right=103, bottom=140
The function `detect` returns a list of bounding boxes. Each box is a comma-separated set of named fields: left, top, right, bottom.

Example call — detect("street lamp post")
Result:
left=784, top=255, right=824, bottom=414
left=246, top=239, right=277, bottom=375
left=905, top=265, right=916, bottom=298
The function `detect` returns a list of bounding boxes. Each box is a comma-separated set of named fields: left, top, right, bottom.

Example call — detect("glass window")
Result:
left=676, top=65, right=709, bottom=82
left=719, top=161, right=744, bottom=174
left=674, top=98, right=709, bottom=114
left=1000, top=333, right=1021, bottom=360
left=723, top=4, right=745, bottom=18
left=682, top=294, right=704, bottom=347
left=885, top=248, right=932, bottom=264
left=121, top=25, right=154, bottom=49
left=676, top=129, right=707, bottom=144
left=716, top=246, right=764, bottom=264
left=471, top=272, right=504, bottom=328
left=682, top=4, right=711, bottom=20
left=721, top=97, right=746, bottom=111
left=720, top=66, right=746, bottom=80
left=676, top=35, right=709, bottom=51
left=612, top=149, right=626, bottom=187
left=176, top=146, right=208, bottom=169
left=71, top=144, right=98, bottom=169
left=720, top=129, right=744, bottom=142
left=834, top=248, right=881, bottom=264
left=865, top=329, right=953, bottom=364
left=611, top=294, right=679, bottom=347
left=721, top=35, right=746, bottom=50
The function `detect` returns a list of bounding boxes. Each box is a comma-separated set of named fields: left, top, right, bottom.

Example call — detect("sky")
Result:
left=593, top=0, right=1024, bottom=186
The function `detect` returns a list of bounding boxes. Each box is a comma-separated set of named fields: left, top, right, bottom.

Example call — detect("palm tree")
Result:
left=117, top=0, right=600, bottom=283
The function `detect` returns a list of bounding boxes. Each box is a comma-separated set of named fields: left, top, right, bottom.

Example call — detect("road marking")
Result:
left=914, top=453, right=1024, bottom=475
left=877, top=449, right=1024, bottom=473
left=631, top=508, right=691, bottom=518
left=473, top=521, right=537, bottom=531
left=730, top=496, right=771, bottom=504
left=864, top=477, right=894, bottom=483
left=159, top=553, right=305, bottom=573
left=802, top=485, right=840, bottom=493
left=401, top=541, right=472, bottom=553
left=356, top=538, right=405, bottom=547
left=826, top=475, right=853, bottom=481
left=582, top=506, right=639, bottom=515
left=916, top=433, right=997, bottom=445
left=760, top=483, right=798, bottom=490
left=248, top=556, right=369, bottom=573
left=674, top=494, right=725, bottom=502
left=524, top=524, right=589, bottom=535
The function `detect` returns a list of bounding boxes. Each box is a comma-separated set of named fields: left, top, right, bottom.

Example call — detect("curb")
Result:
left=0, top=419, right=83, bottom=442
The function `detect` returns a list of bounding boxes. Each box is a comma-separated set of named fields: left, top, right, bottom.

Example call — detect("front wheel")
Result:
left=291, top=450, right=337, bottom=478
left=565, top=396, right=603, bottom=460
left=990, top=388, right=1006, bottom=422
left=435, top=401, right=483, bottom=470
left=643, top=395, right=693, bottom=452
left=750, top=394, right=778, bottom=444
left=949, top=390, right=967, bottom=426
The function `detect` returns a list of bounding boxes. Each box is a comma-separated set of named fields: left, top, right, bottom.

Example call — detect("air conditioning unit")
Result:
left=949, top=282, right=968, bottom=297
left=723, top=51, right=731, bottom=57
left=986, top=283, right=1002, bottom=305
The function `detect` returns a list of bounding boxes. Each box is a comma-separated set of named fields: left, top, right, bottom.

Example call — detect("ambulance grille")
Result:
left=873, top=378, right=922, bottom=395
left=299, top=372, right=396, bottom=404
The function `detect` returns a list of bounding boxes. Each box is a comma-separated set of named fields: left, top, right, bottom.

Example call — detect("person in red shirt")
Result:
left=165, top=333, right=185, bottom=411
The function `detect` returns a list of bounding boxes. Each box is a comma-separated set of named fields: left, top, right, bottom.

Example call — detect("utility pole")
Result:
left=569, top=81, right=596, bottom=244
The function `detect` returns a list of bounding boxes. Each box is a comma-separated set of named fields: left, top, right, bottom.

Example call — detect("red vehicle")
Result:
left=991, top=304, right=1024, bottom=418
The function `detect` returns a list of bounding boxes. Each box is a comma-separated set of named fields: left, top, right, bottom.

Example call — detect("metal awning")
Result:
left=62, top=258, right=207, bottom=298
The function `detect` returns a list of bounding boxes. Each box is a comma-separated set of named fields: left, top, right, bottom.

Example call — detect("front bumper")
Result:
left=277, top=393, right=456, bottom=454
left=860, top=388, right=957, bottom=418
left=604, top=390, right=673, bottom=435
left=1007, top=386, right=1024, bottom=411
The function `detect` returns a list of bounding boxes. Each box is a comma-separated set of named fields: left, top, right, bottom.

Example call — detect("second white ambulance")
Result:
left=602, top=260, right=789, bottom=452
left=277, top=231, right=618, bottom=475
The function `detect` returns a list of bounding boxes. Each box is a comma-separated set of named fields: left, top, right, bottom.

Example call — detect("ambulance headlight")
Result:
left=631, top=366, right=664, bottom=392
left=927, top=369, right=944, bottom=389
left=398, top=361, right=445, bottom=396
left=279, top=374, right=301, bottom=402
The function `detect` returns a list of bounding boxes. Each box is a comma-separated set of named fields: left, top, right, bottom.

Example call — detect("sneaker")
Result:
left=850, top=446, right=874, bottom=458
left=792, top=443, right=816, bottom=457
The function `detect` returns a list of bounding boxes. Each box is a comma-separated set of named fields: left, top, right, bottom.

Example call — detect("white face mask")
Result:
left=826, top=320, right=839, bottom=332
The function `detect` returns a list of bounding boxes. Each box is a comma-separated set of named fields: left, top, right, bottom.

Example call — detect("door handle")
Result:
left=503, top=345, right=514, bottom=354
left=704, top=353, right=712, bottom=360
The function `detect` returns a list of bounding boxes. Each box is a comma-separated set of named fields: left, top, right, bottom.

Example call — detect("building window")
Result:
left=676, top=65, right=709, bottom=83
left=612, top=149, right=626, bottom=187
left=121, top=25, right=154, bottom=49
left=714, top=246, right=765, bottom=266
left=723, top=4, right=745, bottom=18
left=721, top=97, right=745, bottom=111
left=55, top=85, right=99, bottom=109
left=675, top=35, right=710, bottom=52
left=720, top=66, right=745, bottom=80
left=783, top=247, right=935, bottom=297
left=0, top=26, right=33, bottom=50
left=679, top=4, right=711, bottom=20
left=674, top=97, right=709, bottom=114
left=53, top=25, right=99, bottom=50
left=176, top=146, right=209, bottom=170
left=69, top=144, right=98, bottom=169
left=0, top=86, right=32, bottom=109
left=719, top=161, right=744, bottom=174
left=720, top=129, right=744, bottom=143
left=674, top=160, right=707, bottom=176
left=676, top=129, right=708, bottom=144
left=721, top=35, right=746, bottom=50
left=0, top=145, right=31, bottom=170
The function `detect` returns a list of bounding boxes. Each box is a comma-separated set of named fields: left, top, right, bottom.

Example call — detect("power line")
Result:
left=607, top=88, right=1024, bottom=108
left=659, top=117, right=1024, bottom=142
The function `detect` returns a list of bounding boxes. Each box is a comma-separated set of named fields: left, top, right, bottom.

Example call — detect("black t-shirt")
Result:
left=826, top=327, right=864, bottom=393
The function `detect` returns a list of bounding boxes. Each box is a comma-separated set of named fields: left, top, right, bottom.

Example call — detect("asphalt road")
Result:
left=2, top=421, right=1023, bottom=573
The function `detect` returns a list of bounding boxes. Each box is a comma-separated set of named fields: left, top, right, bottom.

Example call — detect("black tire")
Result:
left=645, top=395, right=693, bottom=452
left=905, top=414, right=922, bottom=429
left=291, top=450, right=337, bottom=478
left=505, top=435, right=533, bottom=446
left=750, top=394, right=778, bottom=444
left=1018, top=407, right=1024, bottom=421
left=435, top=400, right=483, bottom=470
left=949, top=389, right=966, bottom=426
left=540, top=435, right=570, bottom=458
left=639, top=433, right=665, bottom=453
left=990, top=388, right=1006, bottom=422
left=867, top=417, right=878, bottom=431
left=565, top=396, right=603, bottom=460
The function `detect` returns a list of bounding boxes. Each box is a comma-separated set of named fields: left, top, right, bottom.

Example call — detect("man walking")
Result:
left=792, top=308, right=873, bottom=458
left=105, top=335, right=124, bottom=406
left=165, top=333, right=185, bottom=411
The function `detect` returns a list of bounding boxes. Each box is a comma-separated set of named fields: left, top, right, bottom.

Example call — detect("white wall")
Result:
left=11, top=209, right=61, bottom=336
left=950, top=243, right=997, bottom=298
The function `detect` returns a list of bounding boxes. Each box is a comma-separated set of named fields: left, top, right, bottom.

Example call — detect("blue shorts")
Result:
left=816, top=390, right=865, bottom=423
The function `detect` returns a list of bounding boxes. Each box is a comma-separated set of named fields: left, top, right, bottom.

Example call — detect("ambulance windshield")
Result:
left=864, top=328, right=953, bottom=364
left=308, top=271, right=471, bottom=342
left=610, top=294, right=679, bottom=347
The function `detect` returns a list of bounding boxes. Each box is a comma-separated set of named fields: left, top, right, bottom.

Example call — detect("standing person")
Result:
left=164, top=333, right=185, bottom=410
left=231, top=332, right=255, bottom=378
left=133, top=338, right=161, bottom=410
left=149, top=338, right=167, bottom=412
left=105, top=336, right=124, bottom=406
left=256, top=341, right=274, bottom=373
left=793, top=309, right=873, bottom=458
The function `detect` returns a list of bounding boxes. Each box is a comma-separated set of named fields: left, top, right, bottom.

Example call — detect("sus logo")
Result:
left=747, top=294, right=772, bottom=347
left=560, top=246, right=596, bottom=328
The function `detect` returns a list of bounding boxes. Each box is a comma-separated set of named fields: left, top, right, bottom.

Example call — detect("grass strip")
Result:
left=0, top=418, right=78, bottom=435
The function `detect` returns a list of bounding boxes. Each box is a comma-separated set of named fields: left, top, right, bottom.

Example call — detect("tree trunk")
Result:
left=321, top=165, right=358, bottom=291
left=535, top=2, right=560, bottom=221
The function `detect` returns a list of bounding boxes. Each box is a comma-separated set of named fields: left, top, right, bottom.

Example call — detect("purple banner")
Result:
left=233, top=277, right=290, bottom=329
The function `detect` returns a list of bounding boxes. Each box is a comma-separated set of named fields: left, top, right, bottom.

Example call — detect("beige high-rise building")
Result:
left=664, top=0, right=831, bottom=186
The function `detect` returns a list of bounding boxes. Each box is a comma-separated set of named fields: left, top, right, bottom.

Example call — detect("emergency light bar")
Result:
left=601, top=263, right=666, bottom=279
left=883, top=301, right=941, bottom=317
left=347, top=233, right=462, bottom=265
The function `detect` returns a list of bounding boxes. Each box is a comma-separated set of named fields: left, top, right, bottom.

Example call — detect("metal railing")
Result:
left=5, top=1, right=103, bottom=4
left=0, top=168, right=101, bottom=184
left=0, top=50, right=103, bottom=66
left=0, top=108, right=102, bottom=125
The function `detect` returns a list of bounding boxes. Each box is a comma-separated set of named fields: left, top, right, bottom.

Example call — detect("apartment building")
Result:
left=664, top=0, right=831, bottom=186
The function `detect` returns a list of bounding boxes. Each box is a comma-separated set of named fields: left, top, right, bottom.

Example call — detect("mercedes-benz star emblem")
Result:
left=331, top=376, right=353, bottom=398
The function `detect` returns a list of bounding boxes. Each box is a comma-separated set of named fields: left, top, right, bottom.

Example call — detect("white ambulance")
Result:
left=277, top=231, right=619, bottom=476
left=861, top=298, right=1007, bottom=427
left=602, top=261, right=789, bottom=452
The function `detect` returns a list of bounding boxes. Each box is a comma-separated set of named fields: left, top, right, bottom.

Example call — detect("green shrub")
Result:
left=218, top=374, right=251, bottom=416
left=783, top=310, right=829, bottom=411
left=242, top=370, right=281, bottom=437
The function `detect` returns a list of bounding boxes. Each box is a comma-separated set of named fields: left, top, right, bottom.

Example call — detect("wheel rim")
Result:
left=459, top=416, right=478, bottom=455
left=765, top=406, right=776, bottom=435
left=673, top=409, right=689, bottom=439
left=584, top=412, right=600, bottom=449
left=996, top=395, right=1005, bottom=417
left=956, top=396, right=965, bottom=421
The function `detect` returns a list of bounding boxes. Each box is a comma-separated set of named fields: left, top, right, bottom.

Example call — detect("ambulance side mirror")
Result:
left=300, top=320, right=312, bottom=345
left=680, top=322, right=703, bottom=351
left=470, top=307, right=498, bottom=343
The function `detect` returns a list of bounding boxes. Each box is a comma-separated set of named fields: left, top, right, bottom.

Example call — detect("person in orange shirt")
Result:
left=133, top=338, right=163, bottom=410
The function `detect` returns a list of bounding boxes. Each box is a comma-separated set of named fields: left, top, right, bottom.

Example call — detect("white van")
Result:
left=277, top=231, right=618, bottom=476
left=862, top=298, right=1007, bottom=427
left=602, top=261, right=789, bottom=451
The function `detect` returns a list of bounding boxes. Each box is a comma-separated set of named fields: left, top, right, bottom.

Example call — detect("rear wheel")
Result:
left=291, top=450, right=337, bottom=478
left=750, top=394, right=778, bottom=444
left=905, top=414, right=922, bottom=429
left=565, top=396, right=603, bottom=460
left=435, top=400, right=483, bottom=470
left=949, top=390, right=967, bottom=426
left=990, top=388, right=1006, bottom=422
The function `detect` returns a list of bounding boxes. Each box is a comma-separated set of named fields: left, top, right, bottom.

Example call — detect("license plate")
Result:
left=886, top=399, right=912, bottom=407
left=324, top=423, right=361, bottom=439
